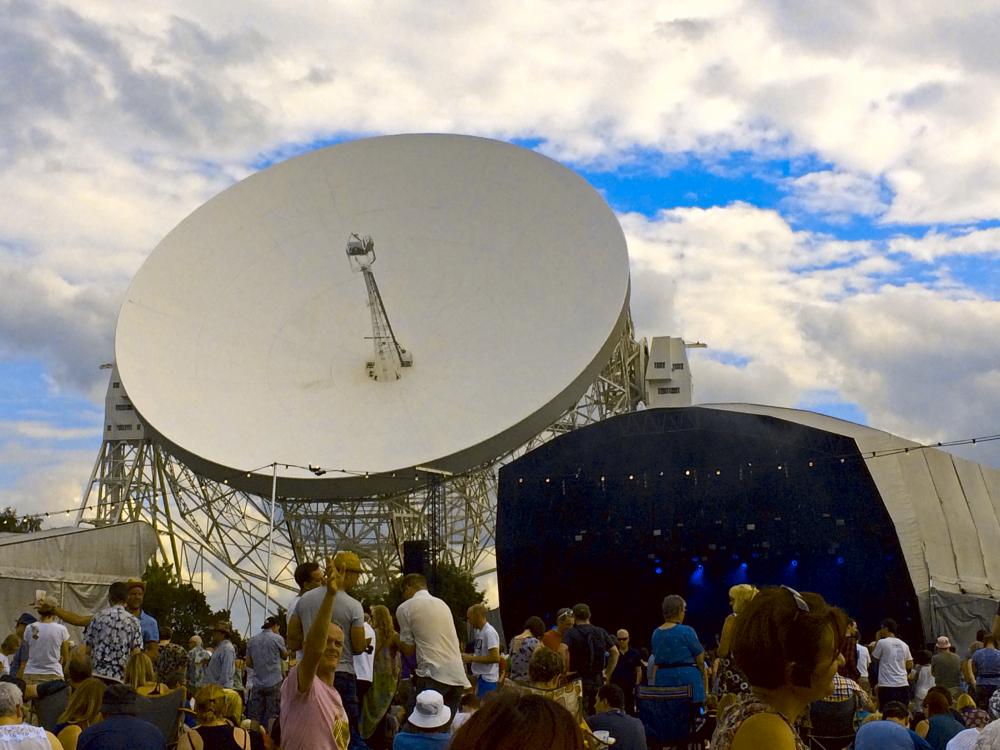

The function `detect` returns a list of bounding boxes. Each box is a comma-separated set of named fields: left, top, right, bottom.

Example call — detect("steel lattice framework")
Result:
left=78, top=314, right=646, bottom=625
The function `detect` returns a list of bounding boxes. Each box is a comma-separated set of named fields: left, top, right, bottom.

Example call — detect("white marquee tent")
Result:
left=0, top=521, right=158, bottom=643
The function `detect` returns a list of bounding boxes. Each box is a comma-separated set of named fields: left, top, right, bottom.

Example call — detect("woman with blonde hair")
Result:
left=54, top=678, right=104, bottom=750
left=360, top=604, right=400, bottom=750
left=715, top=584, right=758, bottom=697
left=177, top=684, right=250, bottom=750
left=124, top=652, right=170, bottom=696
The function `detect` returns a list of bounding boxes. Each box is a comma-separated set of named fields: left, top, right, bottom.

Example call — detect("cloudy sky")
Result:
left=2, top=0, right=999, bottom=533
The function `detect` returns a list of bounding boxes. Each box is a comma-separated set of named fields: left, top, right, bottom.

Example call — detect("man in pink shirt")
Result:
left=280, top=558, right=351, bottom=750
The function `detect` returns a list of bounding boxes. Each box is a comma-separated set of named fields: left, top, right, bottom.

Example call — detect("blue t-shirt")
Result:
left=139, top=611, right=159, bottom=644
left=971, top=647, right=1000, bottom=686
left=392, top=731, right=451, bottom=749
left=854, top=720, right=932, bottom=750
left=925, top=713, right=966, bottom=750
left=77, top=714, right=166, bottom=750
left=587, top=709, right=647, bottom=750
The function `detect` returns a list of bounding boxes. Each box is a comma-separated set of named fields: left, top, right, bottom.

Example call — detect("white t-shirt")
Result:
left=872, top=636, right=912, bottom=687
left=911, top=664, right=935, bottom=701
left=354, top=622, right=375, bottom=682
left=0, top=652, right=9, bottom=676
left=451, top=712, right=473, bottom=732
left=23, top=621, right=70, bottom=677
left=946, top=728, right=982, bottom=750
left=396, top=590, right=470, bottom=688
left=856, top=643, right=871, bottom=676
left=471, top=622, right=500, bottom=682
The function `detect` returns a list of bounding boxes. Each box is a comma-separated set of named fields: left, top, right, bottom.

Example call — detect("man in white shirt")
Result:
left=462, top=604, right=500, bottom=698
left=394, top=573, right=470, bottom=724
left=872, top=618, right=913, bottom=708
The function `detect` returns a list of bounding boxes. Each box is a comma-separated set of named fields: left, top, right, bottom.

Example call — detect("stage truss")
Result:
left=78, top=314, right=646, bottom=626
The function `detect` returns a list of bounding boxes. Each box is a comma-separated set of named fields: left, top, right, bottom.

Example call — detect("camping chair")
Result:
left=35, top=684, right=69, bottom=733
left=135, top=687, right=187, bottom=748
left=807, top=693, right=858, bottom=750
left=636, top=684, right=704, bottom=749
left=500, top=678, right=586, bottom=724
left=501, top=680, right=614, bottom=749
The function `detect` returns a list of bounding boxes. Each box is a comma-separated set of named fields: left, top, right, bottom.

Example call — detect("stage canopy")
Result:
left=496, top=405, right=1000, bottom=652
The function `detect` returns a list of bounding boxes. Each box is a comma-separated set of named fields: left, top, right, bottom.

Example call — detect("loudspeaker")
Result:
left=403, top=540, right=430, bottom=575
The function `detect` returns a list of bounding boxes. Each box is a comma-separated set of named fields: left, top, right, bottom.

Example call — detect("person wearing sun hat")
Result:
left=203, top=621, right=236, bottom=689
left=123, top=579, right=160, bottom=649
left=392, top=689, right=452, bottom=748
left=932, top=635, right=961, bottom=697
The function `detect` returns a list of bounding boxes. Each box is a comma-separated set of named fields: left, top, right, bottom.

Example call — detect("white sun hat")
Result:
left=407, top=689, right=452, bottom=729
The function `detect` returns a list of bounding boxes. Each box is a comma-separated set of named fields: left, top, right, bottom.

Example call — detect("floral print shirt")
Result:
left=83, top=603, right=143, bottom=683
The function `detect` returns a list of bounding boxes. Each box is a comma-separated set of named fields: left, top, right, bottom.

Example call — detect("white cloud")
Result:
left=0, top=443, right=95, bottom=522
left=783, top=170, right=888, bottom=223
left=622, top=204, right=1000, bottom=467
left=888, top=227, right=1000, bottom=262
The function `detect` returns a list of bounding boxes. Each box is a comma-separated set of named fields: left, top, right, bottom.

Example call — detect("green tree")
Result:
left=0, top=506, right=41, bottom=533
left=141, top=559, right=217, bottom=645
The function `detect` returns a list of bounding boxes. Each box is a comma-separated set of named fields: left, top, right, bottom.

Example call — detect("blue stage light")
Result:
left=836, top=556, right=845, bottom=565
left=654, top=566, right=663, bottom=575
left=791, top=559, right=798, bottom=567
left=740, top=562, right=748, bottom=569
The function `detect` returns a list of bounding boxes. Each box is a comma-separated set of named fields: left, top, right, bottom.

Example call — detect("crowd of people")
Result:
left=4, top=564, right=1000, bottom=750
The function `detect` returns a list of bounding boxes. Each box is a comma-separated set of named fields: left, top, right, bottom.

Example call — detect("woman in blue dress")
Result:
left=650, top=595, right=708, bottom=707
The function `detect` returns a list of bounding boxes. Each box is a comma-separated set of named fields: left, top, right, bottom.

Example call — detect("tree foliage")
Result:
left=141, top=559, right=244, bottom=650
left=0, top=506, right=41, bottom=533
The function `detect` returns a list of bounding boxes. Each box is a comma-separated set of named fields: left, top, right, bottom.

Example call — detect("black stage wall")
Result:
left=496, top=407, right=922, bottom=653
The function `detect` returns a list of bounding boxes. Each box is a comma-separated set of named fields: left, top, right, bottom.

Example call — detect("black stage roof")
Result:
left=496, top=407, right=921, bottom=651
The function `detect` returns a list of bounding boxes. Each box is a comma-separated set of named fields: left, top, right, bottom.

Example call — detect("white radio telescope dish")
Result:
left=116, top=134, right=630, bottom=498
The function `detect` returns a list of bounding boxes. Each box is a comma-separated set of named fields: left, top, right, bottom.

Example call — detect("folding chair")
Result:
left=807, top=693, right=858, bottom=750
left=35, top=684, right=69, bottom=733
left=636, top=684, right=703, bottom=749
left=135, top=687, right=187, bottom=748
left=500, top=678, right=586, bottom=724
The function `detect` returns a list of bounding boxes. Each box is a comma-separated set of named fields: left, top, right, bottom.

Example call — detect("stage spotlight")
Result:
left=791, top=559, right=799, bottom=568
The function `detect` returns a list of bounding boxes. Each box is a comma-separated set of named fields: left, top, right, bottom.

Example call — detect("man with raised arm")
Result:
left=280, top=557, right=350, bottom=750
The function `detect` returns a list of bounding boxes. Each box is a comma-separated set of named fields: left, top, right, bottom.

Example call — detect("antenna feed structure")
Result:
left=345, top=233, right=413, bottom=381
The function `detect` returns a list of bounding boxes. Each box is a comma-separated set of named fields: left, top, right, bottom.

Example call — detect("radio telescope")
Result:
left=80, top=134, right=645, bottom=619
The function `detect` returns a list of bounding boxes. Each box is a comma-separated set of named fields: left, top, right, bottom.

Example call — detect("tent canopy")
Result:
left=0, top=521, right=158, bottom=642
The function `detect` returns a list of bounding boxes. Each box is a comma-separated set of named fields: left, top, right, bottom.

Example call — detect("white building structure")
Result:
left=644, top=336, right=702, bottom=407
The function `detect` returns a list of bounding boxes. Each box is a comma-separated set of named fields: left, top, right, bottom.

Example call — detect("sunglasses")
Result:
left=781, top=585, right=810, bottom=619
